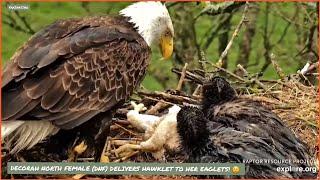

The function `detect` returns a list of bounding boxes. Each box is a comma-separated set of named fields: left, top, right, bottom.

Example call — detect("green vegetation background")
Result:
left=2, top=2, right=318, bottom=91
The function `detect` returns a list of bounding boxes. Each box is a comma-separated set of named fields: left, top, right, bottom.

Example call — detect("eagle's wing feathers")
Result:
left=2, top=18, right=90, bottom=87
left=2, top=16, right=151, bottom=130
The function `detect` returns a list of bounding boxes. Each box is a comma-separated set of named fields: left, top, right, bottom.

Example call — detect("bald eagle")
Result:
left=1, top=2, right=174, bottom=160
left=177, top=77, right=317, bottom=178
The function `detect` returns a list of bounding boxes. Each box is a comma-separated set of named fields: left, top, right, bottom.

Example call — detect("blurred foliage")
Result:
left=2, top=2, right=318, bottom=91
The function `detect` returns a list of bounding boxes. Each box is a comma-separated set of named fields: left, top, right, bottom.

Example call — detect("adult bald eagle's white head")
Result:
left=1, top=1, right=174, bottom=159
left=120, top=1, right=174, bottom=59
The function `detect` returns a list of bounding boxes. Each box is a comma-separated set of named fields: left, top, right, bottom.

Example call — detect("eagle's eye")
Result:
left=164, top=30, right=171, bottom=37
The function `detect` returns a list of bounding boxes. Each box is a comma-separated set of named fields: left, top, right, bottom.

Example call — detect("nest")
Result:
left=100, top=65, right=318, bottom=179
left=2, top=64, right=318, bottom=179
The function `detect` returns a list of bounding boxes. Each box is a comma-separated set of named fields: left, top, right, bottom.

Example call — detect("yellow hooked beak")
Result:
left=160, top=34, right=173, bottom=60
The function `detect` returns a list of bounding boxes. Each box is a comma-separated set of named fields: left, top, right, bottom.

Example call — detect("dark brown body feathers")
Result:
left=2, top=16, right=151, bottom=130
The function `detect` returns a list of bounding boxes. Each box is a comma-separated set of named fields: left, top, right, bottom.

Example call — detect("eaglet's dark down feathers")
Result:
left=176, top=77, right=316, bottom=178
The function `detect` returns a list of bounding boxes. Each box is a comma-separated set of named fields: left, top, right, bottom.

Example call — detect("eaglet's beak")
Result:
left=160, top=34, right=173, bottom=60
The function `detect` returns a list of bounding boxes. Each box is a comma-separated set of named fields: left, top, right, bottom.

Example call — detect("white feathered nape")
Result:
left=1, top=121, right=59, bottom=153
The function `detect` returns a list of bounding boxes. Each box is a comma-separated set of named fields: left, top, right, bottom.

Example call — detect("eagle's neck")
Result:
left=120, top=15, right=159, bottom=46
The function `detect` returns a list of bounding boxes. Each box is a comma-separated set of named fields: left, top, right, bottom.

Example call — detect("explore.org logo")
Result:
left=7, top=4, right=30, bottom=11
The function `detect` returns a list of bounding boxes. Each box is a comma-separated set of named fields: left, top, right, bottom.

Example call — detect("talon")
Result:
left=68, top=140, right=88, bottom=162
left=100, top=138, right=110, bottom=163
left=74, top=141, right=87, bottom=155
left=100, top=154, right=110, bottom=163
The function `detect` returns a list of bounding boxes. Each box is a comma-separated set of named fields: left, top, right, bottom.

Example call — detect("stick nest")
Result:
left=2, top=65, right=318, bottom=179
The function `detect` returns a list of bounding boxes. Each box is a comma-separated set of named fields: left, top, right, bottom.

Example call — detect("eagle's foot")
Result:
left=100, top=153, right=110, bottom=163
left=130, top=101, right=147, bottom=112
left=99, top=138, right=110, bottom=163
left=71, top=139, right=109, bottom=179
left=74, top=141, right=88, bottom=155
left=68, top=140, right=88, bottom=162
